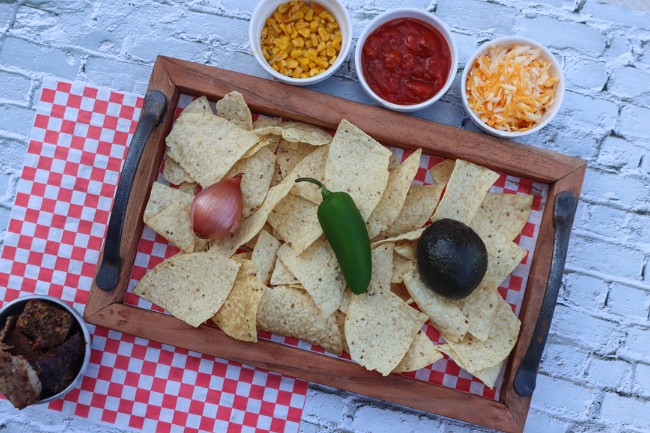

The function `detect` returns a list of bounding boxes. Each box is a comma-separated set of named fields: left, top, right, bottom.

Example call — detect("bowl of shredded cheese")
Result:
left=461, top=37, right=564, bottom=138
left=249, top=0, right=352, bottom=86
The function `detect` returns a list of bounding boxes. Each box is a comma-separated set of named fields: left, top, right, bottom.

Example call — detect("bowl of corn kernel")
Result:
left=249, top=0, right=352, bottom=85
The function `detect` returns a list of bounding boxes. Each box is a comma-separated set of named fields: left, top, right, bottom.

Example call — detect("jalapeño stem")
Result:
left=295, top=177, right=331, bottom=200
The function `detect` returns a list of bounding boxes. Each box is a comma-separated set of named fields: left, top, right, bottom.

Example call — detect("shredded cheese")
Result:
left=466, top=44, right=558, bottom=132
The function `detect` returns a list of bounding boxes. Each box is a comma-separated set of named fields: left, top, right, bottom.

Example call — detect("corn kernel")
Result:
left=317, top=41, right=326, bottom=52
left=309, top=20, right=319, bottom=32
left=287, top=58, right=299, bottom=69
left=331, top=35, right=342, bottom=49
left=317, top=27, right=330, bottom=41
left=290, top=48, right=302, bottom=59
left=310, top=34, right=318, bottom=46
left=293, top=36, right=304, bottom=48
left=274, top=37, right=289, bottom=50
left=315, top=57, right=329, bottom=68
left=305, top=48, right=318, bottom=60
left=297, top=57, right=310, bottom=66
left=309, top=68, right=321, bottom=76
left=305, top=40, right=313, bottom=49
left=298, top=27, right=310, bottom=37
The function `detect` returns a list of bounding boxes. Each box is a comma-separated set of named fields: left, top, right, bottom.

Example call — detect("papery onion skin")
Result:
left=191, top=174, right=243, bottom=240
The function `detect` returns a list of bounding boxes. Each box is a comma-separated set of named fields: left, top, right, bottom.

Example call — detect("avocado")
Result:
left=416, top=218, right=488, bottom=300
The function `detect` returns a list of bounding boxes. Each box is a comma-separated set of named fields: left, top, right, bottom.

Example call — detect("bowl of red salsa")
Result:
left=355, top=9, right=458, bottom=112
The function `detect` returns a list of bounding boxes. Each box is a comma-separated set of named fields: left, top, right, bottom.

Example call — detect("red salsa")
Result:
left=361, top=18, right=452, bottom=105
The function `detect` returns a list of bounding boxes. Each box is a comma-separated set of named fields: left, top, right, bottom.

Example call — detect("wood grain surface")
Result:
left=84, top=56, right=587, bottom=433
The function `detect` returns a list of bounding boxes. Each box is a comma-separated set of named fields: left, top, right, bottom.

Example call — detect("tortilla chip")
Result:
left=470, top=192, right=533, bottom=244
left=392, top=253, right=415, bottom=284
left=371, top=242, right=394, bottom=292
left=182, top=96, right=212, bottom=115
left=338, top=289, right=352, bottom=314
left=166, top=112, right=261, bottom=187
left=394, top=241, right=417, bottom=261
left=324, top=120, right=392, bottom=221
left=429, top=159, right=455, bottom=186
left=393, top=331, right=443, bottom=373
left=367, top=149, right=422, bottom=238
left=254, top=121, right=332, bottom=146
left=437, top=343, right=503, bottom=387
left=432, top=159, right=499, bottom=224
left=216, top=91, right=253, bottom=130
left=252, top=230, right=282, bottom=285
left=447, top=296, right=520, bottom=373
left=178, top=182, right=198, bottom=195
left=472, top=361, right=504, bottom=388
left=402, top=269, right=468, bottom=342
left=226, top=146, right=276, bottom=217
left=276, top=142, right=315, bottom=179
left=372, top=228, right=425, bottom=248
left=257, top=285, right=342, bottom=355
left=143, top=182, right=193, bottom=222
left=460, top=241, right=527, bottom=341
left=134, top=252, right=240, bottom=327
left=163, top=157, right=194, bottom=185
left=268, top=194, right=322, bottom=255
left=380, top=185, right=443, bottom=238
left=277, top=238, right=345, bottom=317
left=194, top=236, right=209, bottom=252
left=334, top=311, right=349, bottom=354
left=146, top=200, right=195, bottom=253
left=270, top=257, right=299, bottom=285
left=243, top=136, right=279, bottom=159
left=253, top=115, right=282, bottom=129
left=345, top=287, right=427, bottom=375
left=212, top=258, right=266, bottom=342
left=289, top=146, right=328, bottom=204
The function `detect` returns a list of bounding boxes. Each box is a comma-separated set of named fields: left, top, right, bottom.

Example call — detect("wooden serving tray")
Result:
left=84, top=56, right=586, bottom=433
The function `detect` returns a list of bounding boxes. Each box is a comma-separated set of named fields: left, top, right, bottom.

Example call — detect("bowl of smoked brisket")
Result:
left=0, top=295, right=91, bottom=408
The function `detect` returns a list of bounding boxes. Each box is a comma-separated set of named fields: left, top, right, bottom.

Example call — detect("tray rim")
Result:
left=84, top=56, right=586, bottom=433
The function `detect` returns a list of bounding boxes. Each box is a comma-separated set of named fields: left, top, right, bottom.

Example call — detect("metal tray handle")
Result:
left=95, top=90, right=167, bottom=291
left=514, top=191, right=578, bottom=396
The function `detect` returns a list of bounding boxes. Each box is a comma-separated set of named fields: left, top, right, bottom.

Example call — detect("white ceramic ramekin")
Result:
left=354, top=8, right=458, bottom=112
left=249, top=0, right=352, bottom=86
left=461, top=36, right=565, bottom=138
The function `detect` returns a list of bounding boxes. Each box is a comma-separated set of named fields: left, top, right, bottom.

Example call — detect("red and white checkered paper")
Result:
left=0, top=80, right=307, bottom=433
left=0, top=79, right=547, bottom=432
left=124, top=93, right=548, bottom=401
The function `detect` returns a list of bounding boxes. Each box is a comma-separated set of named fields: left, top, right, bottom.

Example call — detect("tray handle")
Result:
left=95, top=90, right=167, bottom=291
left=513, top=191, right=578, bottom=396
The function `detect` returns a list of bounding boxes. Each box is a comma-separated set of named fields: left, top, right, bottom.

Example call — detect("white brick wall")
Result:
left=0, top=1, right=648, bottom=432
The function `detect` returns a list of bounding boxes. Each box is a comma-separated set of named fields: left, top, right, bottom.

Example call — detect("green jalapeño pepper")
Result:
left=295, top=177, right=372, bottom=295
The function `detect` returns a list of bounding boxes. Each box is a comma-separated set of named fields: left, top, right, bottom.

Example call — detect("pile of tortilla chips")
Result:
left=134, top=91, right=534, bottom=388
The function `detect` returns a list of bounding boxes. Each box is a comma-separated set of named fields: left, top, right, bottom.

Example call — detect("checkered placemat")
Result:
left=122, top=94, right=547, bottom=401
left=0, top=79, right=308, bottom=433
